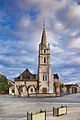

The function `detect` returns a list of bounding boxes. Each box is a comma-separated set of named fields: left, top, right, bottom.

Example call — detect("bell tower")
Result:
left=38, top=19, right=53, bottom=93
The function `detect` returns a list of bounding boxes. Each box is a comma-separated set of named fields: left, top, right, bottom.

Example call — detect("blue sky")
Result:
left=0, top=0, right=80, bottom=84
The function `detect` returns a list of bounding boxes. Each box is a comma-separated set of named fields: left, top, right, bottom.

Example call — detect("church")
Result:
left=12, top=21, right=60, bottom=97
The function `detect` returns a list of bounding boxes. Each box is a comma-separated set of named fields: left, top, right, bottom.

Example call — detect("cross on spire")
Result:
left=43, top=17, right=45, bottom=30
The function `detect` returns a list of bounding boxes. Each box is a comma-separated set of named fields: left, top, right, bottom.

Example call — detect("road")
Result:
left=0, top=93, right=80, bottom=119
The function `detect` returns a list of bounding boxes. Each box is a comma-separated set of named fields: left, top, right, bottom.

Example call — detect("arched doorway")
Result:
left=19, top=87, right=23, bottom=95
left=28, top=85, right=36, bottom=94
left=43, top=87, right=47, bottom=93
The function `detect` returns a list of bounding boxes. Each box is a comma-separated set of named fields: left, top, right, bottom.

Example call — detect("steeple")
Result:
left=38, top=18, right=52, bottom=94
left=41, top=18, right=47, bottom=46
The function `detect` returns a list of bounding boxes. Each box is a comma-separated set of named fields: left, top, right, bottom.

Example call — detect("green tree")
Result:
left=0, top=74, right=9, bottom=94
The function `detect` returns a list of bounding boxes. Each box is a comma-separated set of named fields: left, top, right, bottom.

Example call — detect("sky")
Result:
left=0, top=0, right=80, bottom=84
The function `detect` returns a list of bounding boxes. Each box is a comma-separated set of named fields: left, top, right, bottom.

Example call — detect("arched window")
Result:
left=43, top=75, right=45, bottom=81
left=24, top=80, right=26, bottom=84
left=12, top=89, right=15, bottom=93
left=44, top=49, right=46, bottom=53
left=31, top=88, right=33, bottom=93
left=45, top=76, right=47, bottom=81
left=44, top=57, right=46, bottom=63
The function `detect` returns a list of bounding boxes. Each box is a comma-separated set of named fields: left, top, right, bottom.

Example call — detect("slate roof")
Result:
left=14, top=69, right=38, bottom=81
left=53, top=74, right=59, bottom=79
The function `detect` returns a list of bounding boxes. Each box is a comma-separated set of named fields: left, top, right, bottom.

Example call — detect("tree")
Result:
left=53, top=81, right=59, bottom=97
left=0, top=74, right=9, bottom=94
left=53, top=80, right=64, bottom=97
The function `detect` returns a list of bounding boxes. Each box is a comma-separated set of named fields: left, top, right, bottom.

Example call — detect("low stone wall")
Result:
left=27, top=110, right=46, bottom=120
left=53, top=105, right=67, bottom=116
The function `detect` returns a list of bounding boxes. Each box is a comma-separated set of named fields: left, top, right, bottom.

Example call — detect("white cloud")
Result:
left=48, top=33, right=60, bottom=45
left=54, top=21, right=65, bottom=31
left=67, top=4, right=80, bottom=19
left=20, top=55, right=35, bottom=63
left=65, top=79, right=80, bottom=84
left=65, top=3, right=80, bottom=27
left=19, top=16, right=30, bottom=28
left=73, top=57, right=80, bottom=64
left=51, top=46, right=64, bottom=54
left=70, top=31, right=79, bottom=37
left=68, top=37, right=80, bottom=48
left=0, top=0, right=80, bottom=83
left=62, top=68, right=75, bottom=76
left=0, top=55, right=16, bottom=65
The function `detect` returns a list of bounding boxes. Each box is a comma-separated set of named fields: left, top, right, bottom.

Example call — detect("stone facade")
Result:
left=8, top=80, right=15, bottom=95
left=14, top=69, right=38, bottom=96
left=38, top=24, right=53, bottom=93
left=64, top=84, right=80, bottom=94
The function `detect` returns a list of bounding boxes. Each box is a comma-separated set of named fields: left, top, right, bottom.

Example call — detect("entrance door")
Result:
left=43, top=88, right=47, bottom=93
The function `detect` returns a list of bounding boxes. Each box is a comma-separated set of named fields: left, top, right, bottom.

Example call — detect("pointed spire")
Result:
left=41, top=17, right=47, bottom=46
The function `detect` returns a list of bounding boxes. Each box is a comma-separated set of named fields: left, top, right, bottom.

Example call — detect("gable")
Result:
left=14, top=69, right=37, bottom=81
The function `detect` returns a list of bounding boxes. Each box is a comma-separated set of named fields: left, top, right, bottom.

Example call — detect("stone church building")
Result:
left=11, top=22, right=60, bottom=97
